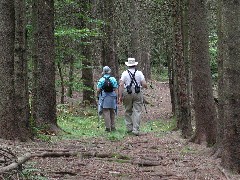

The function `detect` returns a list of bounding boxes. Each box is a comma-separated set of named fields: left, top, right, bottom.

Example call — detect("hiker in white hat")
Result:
left=124, top=57, right=138, bottom=66
left=118, top=58, right=147, bottom=136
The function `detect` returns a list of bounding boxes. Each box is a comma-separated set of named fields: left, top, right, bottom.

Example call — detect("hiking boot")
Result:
left=105, top=128, right=111, bottom=132
left=132, top=131, right=140, bottom=136
left=133, top=132, right=146, bottom=136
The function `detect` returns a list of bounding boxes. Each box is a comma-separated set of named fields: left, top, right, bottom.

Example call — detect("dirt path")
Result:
left=4, top=131, right=239, bottom=179
left=1, top=82, right=240, bottom=180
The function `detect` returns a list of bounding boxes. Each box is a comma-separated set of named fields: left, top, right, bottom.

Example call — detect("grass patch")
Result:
left=111, top=153, right=131, bottom=160
left=180, top=146, right=197, bottom=156
left=20, top=162, right=47, bottom=180
left=142, top=118, right=176, bottom=134
left=56, top=106, right=129, bottom=141
left=55, top=105, right=176, bottom=141
left=151, top=67, right=169, bottom=82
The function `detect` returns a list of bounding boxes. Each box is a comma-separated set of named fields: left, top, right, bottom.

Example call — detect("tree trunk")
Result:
left=57, top=62, right=64, bottom=104
left=139, top=2, right=151, bottom=80
left=81, top=0, right=95, bottom=106
left=221, top=0, right=240, bottom=172
left=67, top=56, right=74, bottom=98
left=189, top=0, right=217, bottom=145
left=172, top=0, right=192, bottom=138
left=129, top=0, right=141, bottom=62
left=182, top=0, right=193, bottom=136
left=82, top=46, right=95, bottom=106
left=166, top=45, right=175, bottom=114
left=163, top=2, right=175, bottom=115
left=0, top=0, right=21, bottom=140
left=32, top=0, right=59, bottom=133
left=215, top=0, right=224, bottom=156
left=101, top=0, right=119, bottom=79
left=14, top=0, right=32, bottom=140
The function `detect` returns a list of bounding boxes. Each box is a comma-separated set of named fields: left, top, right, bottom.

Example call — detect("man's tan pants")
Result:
left=123, top=90, right=143, bottom=133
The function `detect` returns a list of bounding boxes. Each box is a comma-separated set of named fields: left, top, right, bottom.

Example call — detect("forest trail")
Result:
left=1, top=81, right=240, bottom=180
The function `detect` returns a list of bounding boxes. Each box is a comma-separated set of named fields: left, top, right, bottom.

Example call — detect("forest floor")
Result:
left=1, top=81, right=240, bottom=180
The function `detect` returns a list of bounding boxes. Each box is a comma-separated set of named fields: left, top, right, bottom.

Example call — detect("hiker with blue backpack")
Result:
left=97, top=66, right=118, bottom=132
left=118, top=58, right=148, bottom=136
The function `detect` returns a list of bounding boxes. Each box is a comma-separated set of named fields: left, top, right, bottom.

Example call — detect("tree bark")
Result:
left=0, top=0, right=21, bottom=140
left=221, top=0, right=240, bottom=172
left=80, top=0, right=95, bottom=106
left=139, top=2, right=151, bottom=80
left=67, top=56, right=74, bottom=98
left=129, top=0, right=141, bottom=62
left=189, top=0, right=217, bottom=145
left=172, top=0, right=192, bottom=138
left=14, top=0, right=32, bottom=141
left=32, top=0, right=59, bottom=132
left=101, top=0, right=119, bottom=79
left=57, top=62, right=64, bottom=104
left=215, top=0, right=224, bottom=156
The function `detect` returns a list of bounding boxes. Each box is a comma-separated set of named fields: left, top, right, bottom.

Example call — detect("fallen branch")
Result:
left=133, top=159, right=161, bottom=167
left=33, top=151, right=78, bottom=158
left=0, top=147, right=17, bottom=166
left=0, top=150, right=130, bottom=174
left=217, top=166, right=230, bottom=180
left=30, top=148, right=85, bottom=152
left=95, top=157, right=131, bottom=164
left=48, top=170, right=77, bottom=176
left=0, top=153, right=32, bottom=174
left=0, top=151, right=78, bottom=174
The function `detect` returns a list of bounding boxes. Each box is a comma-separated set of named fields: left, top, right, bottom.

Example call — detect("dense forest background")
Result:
left=1, top=0, right=240, bottom=177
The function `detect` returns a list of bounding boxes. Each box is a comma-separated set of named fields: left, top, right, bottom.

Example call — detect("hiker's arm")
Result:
left=97, top=88, right=101, bottom=94
left=96, top=88, right=101, bottom=99
left=118, top=80, right=124, bottom=103
left=141, top=79, right=148, bottom=89
left=96, top=78, right=103, bottom=98
left=114, top=88, right=118, bottom=95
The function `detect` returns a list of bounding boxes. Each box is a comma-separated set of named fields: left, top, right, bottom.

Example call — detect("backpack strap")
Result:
left=103, top=76, right=110, bottom=81
left=127, top=69, right=138, bottom=87
left=102, top=76, right=111, bottom=85
left=127, top=71, right=134, bottom=87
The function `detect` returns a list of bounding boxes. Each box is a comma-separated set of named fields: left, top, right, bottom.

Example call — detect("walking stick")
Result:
left=97, top=93, right=101, bottom=129
left=97, top=110, right=100, bottom=129
left=143, top=97, right=153, bottom=130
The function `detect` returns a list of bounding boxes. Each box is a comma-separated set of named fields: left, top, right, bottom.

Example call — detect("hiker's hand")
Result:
left=118, top=97, right=123, bottom=104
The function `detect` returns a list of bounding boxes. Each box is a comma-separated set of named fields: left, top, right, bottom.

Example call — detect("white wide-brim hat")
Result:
left=125, top=58, right=138, bottom=66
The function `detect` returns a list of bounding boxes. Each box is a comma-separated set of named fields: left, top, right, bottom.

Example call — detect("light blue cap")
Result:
left=102, top=66, right=111, bottom=74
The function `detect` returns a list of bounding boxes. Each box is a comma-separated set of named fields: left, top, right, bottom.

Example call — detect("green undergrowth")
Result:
left=54, top=105, right=176, bottom=142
